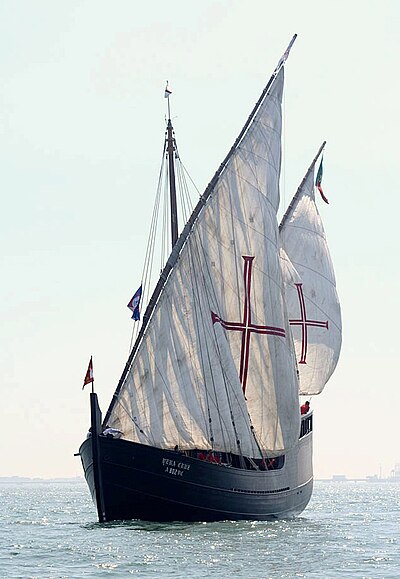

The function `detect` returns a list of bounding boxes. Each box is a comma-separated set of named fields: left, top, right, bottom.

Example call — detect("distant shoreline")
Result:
left=2, top=476, right=398, bottom=484
left=0, top=476, right=84, bottom=484
left=316, top=477, right=400, bottom=483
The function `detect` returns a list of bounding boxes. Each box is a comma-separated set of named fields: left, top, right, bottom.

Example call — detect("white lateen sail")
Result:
left=107, top=68, right=301, bottom=457
left=279, top=161, right=342, bottom=395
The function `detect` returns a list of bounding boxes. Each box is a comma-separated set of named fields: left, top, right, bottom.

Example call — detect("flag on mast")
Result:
left=82, top=356, right=94, bottom=389
left=164, top=82, right=172, bottom=98
left=315, top=157, right=329, bottom=204
left=127, top=285, right=142, bottom=320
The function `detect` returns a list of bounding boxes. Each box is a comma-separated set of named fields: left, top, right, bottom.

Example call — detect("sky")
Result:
left=1, top=0, right=399, bottom=480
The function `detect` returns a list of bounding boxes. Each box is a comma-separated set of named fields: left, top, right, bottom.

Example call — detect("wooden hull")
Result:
left=79, top=429, right=313, bottom=522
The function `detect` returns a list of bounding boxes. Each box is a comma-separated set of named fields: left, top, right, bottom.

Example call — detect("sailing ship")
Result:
left=78, top=36, right=342, bottom=522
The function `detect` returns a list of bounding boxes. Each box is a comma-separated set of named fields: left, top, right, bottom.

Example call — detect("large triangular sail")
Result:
left=279, top=148, right=342, bottom=395
left=106, top=65, right=300, bottom=457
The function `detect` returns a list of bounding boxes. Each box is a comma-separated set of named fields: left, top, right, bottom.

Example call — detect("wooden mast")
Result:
left=166, top=117, right=179, bottom=247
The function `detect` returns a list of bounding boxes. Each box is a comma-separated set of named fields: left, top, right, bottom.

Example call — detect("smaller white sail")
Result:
left=279, top=166, right=342, bottom=395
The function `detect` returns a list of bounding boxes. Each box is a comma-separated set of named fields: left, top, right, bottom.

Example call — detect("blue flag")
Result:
left=127, top=285, right=142, bottom=321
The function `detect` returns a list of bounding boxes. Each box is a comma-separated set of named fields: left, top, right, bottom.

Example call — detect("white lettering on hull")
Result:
left=162, top=457, right=191, bottom=477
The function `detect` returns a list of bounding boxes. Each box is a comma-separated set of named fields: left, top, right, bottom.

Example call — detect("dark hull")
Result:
left=79, top=433, right=313, bottom=522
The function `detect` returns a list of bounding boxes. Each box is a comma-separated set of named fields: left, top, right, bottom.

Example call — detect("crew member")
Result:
left=300, top=400, right=310, bottom=415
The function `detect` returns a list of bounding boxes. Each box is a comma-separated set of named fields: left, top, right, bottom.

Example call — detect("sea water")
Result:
left=1, top=481, right=399, bottom=578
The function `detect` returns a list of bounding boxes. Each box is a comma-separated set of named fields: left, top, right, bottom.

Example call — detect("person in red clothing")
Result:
left=300, top=400, right=310, bottom=415
left=206, top=450, right=221, bottom=464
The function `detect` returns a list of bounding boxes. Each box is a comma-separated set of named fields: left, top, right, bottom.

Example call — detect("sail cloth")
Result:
left=279, top=169, right=342, bottom=395
left=108, top=68, right=301, bottom=457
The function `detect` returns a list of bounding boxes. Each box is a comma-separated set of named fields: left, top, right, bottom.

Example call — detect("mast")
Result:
left=103, top=36, right=297, bottom=427
left=279, top=141, right=326, bottom=231
left=166, top=118, right=179, bottom=247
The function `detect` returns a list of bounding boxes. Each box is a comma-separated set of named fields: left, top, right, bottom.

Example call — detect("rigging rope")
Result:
left=118, top=119, right=267, bottom=459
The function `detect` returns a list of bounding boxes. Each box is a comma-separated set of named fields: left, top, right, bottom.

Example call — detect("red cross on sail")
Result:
left=289, top=283, right=328, bottom=364
left=211, top=256, right=286, bottom=394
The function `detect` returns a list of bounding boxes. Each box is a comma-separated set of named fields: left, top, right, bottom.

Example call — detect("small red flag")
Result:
left=82, top=356, right=94, bottom=389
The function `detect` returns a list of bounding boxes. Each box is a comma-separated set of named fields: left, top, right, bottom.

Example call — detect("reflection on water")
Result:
left=1, top=481, right=399, bottom=578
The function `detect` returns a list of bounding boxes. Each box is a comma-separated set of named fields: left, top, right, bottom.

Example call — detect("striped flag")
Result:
left=315, top=157, right=329, bottom=204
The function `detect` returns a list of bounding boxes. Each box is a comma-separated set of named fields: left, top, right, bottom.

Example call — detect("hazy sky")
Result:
left=1, top=0, right=399, bottom=480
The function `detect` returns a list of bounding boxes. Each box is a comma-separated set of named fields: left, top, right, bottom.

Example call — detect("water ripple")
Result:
left=0, top=481, right=399, bottom=578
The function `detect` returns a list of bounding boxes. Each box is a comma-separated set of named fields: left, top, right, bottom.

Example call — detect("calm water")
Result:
left=1, top=481, right=399, bottom=578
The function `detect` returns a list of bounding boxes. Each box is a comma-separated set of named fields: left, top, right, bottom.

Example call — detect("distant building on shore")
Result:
left=316, top=463, right=400, bottom=483
left=367, top=463, right=400, bottom=483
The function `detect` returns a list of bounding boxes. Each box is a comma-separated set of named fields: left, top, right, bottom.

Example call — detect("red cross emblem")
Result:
left=289, top=283, right=328, bottom=364
left=211, top=256, right=285, bottom=394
